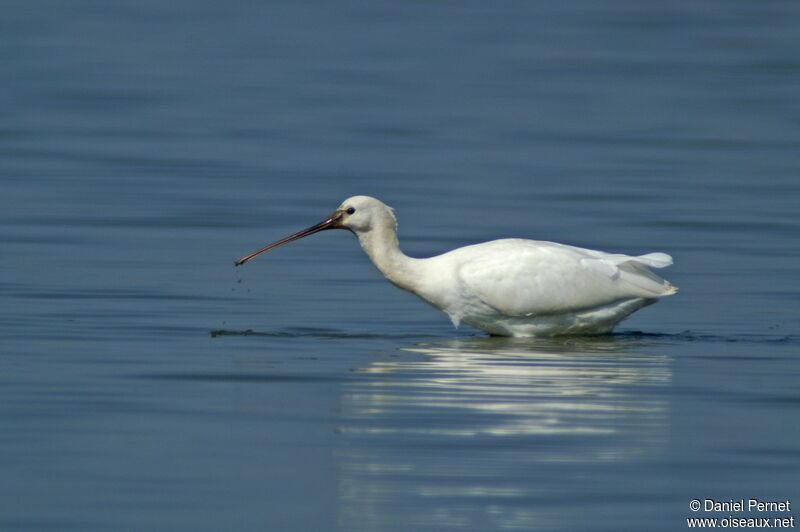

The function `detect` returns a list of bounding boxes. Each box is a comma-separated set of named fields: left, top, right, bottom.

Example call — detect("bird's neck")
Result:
left=355, top=226, right=422, bottom=293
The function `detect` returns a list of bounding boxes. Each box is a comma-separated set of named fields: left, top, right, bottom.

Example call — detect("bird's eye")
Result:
left=346, top=207, right=356, bottom=215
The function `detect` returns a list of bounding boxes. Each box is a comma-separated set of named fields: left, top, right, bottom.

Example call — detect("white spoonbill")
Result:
left=235, top=196, right=677, bottom=337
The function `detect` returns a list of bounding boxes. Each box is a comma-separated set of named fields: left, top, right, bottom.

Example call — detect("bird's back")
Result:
left=442, top=239, right=676, bottom=318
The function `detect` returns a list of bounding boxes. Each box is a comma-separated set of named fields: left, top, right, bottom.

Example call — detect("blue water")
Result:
left=2, top=1, right=799, bottom=530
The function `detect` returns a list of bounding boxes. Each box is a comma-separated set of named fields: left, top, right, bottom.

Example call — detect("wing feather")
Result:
left=455, top=240, right=674, bottom=317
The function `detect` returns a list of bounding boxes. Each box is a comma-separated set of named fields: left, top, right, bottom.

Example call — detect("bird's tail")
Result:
left=616, top=253, right=677, bottom=297
left=630, top=252, right=672, bottom=269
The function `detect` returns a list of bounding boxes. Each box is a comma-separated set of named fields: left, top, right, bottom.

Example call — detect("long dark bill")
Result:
left=234, top=212, right=342, bottom=267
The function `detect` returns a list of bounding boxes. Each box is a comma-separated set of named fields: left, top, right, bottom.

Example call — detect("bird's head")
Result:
left=335, top=195, right=396, bottom=234
left=234, top=195, right=396, bottom=266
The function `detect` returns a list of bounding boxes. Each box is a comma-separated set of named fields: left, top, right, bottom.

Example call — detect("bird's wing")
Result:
left=456, top=240, right=674, bottom=317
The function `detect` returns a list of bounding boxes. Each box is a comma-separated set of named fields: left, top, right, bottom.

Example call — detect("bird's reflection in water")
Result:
left=336, top=336, right=671, bottom=531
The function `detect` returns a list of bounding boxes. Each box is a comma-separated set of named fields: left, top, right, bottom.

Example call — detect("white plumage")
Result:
left=235, top=195, right=677, bottom=337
